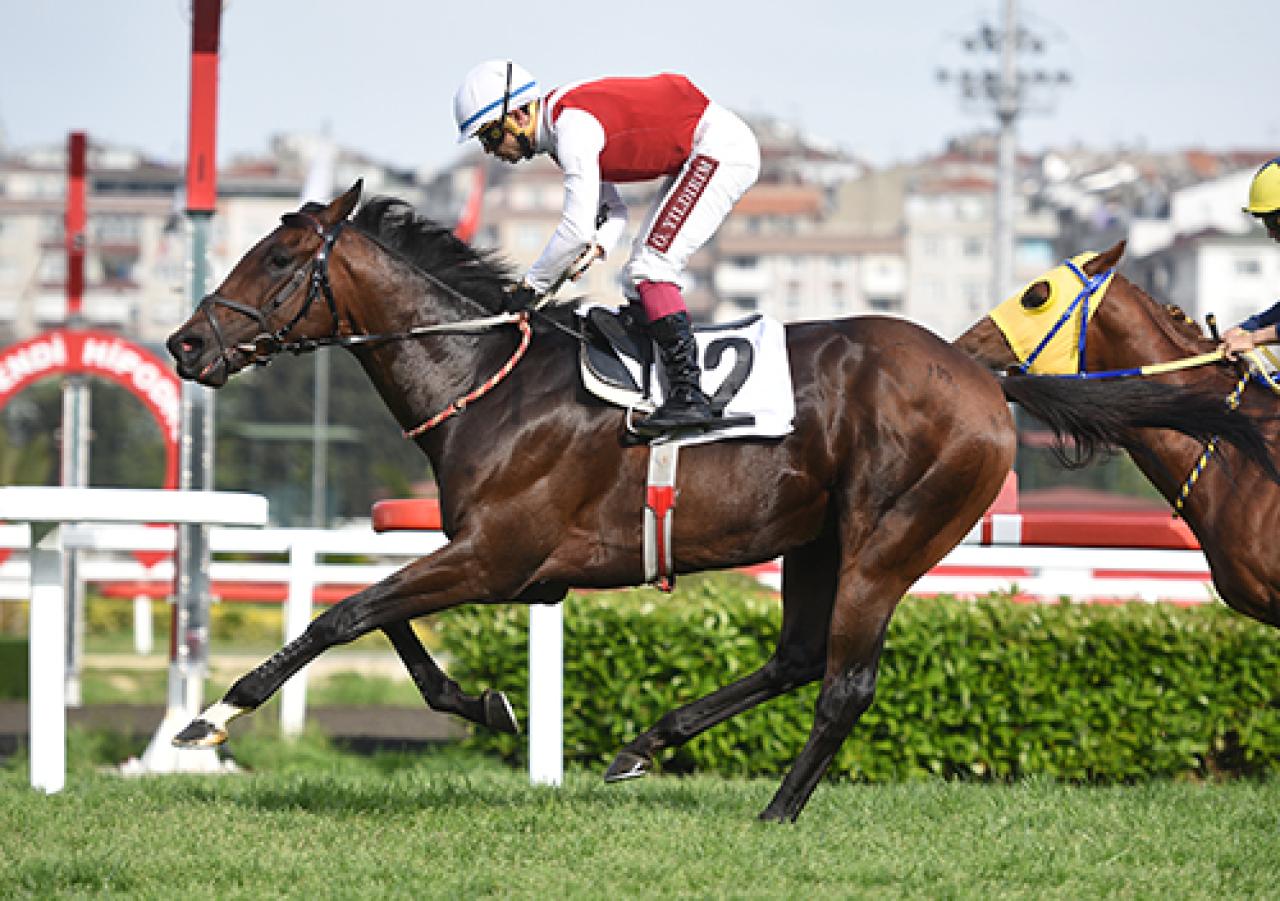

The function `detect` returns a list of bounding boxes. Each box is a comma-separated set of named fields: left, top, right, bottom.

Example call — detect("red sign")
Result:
left=0, top=329, right=181, bottom=488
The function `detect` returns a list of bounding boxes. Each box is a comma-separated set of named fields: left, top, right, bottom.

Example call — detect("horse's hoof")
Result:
left=482, top=689, right=520, bottom=735
left=172, top=719, right=227, bottom=748
left=604, top=750, right=650, bottom=783
left=757, top=801, right=799, bottom=824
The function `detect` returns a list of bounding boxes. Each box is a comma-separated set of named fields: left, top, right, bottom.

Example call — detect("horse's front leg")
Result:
left=173, top=540, right=509, bottom=747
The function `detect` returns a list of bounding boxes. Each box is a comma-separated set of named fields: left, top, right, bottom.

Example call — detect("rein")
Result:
left=199, top=208, right=548, bottom=438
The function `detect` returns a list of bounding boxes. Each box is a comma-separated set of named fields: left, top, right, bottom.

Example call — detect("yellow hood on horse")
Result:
left=990, top=252, right=1116, bottom=375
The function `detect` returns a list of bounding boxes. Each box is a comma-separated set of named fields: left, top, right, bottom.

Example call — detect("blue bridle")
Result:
left=1015, top=259, right=1121, bottom=378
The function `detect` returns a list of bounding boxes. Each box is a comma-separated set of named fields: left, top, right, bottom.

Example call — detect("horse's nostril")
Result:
left=167, top=331, right=203, bottom=364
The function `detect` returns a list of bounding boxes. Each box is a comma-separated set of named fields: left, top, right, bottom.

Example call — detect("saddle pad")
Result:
left=578, top=305, right=795, bottom=447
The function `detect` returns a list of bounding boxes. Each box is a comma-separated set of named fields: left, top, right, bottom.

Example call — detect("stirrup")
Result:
left=630, top=408, right=755, bottom=438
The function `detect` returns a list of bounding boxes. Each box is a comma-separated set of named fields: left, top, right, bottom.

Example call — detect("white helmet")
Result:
left=454, top=60, right=539, bottom=144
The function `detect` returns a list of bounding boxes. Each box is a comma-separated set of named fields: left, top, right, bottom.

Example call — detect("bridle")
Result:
left=196, top=209, right=347, bottom=370
left=191, top=206, right=550, bottom=437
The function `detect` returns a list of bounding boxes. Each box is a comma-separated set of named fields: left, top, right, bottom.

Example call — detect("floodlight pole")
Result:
left=937, top=0, right=1071, bottom=299
left=993, top=0, right=1018, bottom=300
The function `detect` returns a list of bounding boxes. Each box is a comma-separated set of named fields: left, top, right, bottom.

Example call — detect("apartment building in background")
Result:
left=2, top=127, right=1278, bottom=351
left=0, top=136, right=418, bottom=347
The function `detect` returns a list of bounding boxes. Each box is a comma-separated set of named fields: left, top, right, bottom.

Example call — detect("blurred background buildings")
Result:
left=2, top=71, right=1278, bottom=522
left=2, top=128, right=1275, bottom=348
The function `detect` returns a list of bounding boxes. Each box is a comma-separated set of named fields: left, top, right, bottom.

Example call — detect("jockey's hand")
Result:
left=503, top=281, right=540, bottom=313
left=1221, top=326, right=1258, bottom=360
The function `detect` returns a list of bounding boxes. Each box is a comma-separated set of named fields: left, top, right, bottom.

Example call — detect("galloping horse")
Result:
left=956, top=241, right=1280, bottom=629
left=166, top=185, right=1273, bottom=821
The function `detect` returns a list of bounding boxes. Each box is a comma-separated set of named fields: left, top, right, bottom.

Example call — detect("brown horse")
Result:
left=956, top=241, right=1280, bottom=629
left=166, top=185, right=1274, bottom=821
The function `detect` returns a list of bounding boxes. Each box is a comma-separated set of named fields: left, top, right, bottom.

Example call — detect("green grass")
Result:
left=1, top=732, right=1278, bottom=899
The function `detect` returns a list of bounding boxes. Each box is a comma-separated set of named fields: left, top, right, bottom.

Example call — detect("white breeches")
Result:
left=622, top=102, right=761, bottom=295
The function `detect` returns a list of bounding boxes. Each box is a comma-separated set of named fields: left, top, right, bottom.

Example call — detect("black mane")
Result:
left=350, top=196, right=514, bottom=314
left=349, top=195, right=586, bottom=335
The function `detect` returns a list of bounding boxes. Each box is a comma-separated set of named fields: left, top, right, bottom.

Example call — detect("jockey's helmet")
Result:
left=1244, top=157, right=1280, bottom=216
left=454, top=60, right=538, bottom=144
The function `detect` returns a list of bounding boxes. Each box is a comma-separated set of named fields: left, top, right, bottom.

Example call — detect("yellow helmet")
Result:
left=1244, top=157, right=1280, bottom=215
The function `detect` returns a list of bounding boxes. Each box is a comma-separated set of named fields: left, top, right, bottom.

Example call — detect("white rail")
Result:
left=1, top=519, right=1216, bottom=793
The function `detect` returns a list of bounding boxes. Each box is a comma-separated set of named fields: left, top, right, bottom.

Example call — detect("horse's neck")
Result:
left=1091, top=286, right=1211, bottom=369
left=343, top=252, right=508, bottom=444
left=1092, top=286, right=1253, bottom=529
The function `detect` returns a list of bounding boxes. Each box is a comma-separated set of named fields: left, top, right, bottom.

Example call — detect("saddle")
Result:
left=580, top=305, right=658, bottom=413
left=578, top=305, right=758, bottom=433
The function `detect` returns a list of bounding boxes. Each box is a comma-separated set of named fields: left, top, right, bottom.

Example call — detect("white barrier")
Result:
left=0, top=512, right=1216, bottom=793
left=0, top=487, right=268, bottom=794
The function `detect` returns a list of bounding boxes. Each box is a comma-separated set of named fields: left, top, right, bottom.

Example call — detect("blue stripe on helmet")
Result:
left=458, top=80, right=538, bottom=136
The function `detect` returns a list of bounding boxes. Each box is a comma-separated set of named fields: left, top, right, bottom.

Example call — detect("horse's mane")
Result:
left=350, top=196, right=514, bottom=314
left=1118, top=272, right=1214, bottom=352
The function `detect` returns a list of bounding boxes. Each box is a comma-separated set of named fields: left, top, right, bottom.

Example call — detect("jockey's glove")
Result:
left=503, top=281, right=540, bottom=313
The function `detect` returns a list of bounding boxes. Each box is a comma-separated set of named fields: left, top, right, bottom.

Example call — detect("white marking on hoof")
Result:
left=203, top=701, right=248, bottom=732
left=171, top=702, right=247, bottom=747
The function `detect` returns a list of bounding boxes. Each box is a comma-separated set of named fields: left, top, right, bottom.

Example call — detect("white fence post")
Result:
left=132, top=594, right=153, bottom=656
left=280, top=533, right=316, bottom=737
left=528, top=602, right=564, bottom=786
left=28, top=524, right=66, bottom=794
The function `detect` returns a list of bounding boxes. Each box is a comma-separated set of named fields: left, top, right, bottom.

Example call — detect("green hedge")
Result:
left=436, top=574, right=1280, bottom=782
left=0, top=637, right=27, bottom=699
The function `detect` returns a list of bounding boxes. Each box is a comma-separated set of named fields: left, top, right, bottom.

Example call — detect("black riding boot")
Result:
left=642, top=311, right=717, bottom=431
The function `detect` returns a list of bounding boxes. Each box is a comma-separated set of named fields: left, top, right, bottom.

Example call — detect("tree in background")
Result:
left=213, top=350, right=430, bottom=524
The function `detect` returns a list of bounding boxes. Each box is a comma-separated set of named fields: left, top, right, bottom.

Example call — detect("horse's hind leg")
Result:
left=605, top=536, right=836, bottom=781
left=383, top=620, right=519, bottom=734
left=756, top=563, right=905, bottom=823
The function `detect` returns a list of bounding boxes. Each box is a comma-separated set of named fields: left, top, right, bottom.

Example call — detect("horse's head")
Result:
left=954, top=241, right=1127, bottom=373
left=167, top=181, right=364, bottom=387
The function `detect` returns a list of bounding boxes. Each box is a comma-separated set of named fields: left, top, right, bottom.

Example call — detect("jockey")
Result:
left=1222, top=156, right=1280, bottom=358
left=453, top=60, right=761, bottom=432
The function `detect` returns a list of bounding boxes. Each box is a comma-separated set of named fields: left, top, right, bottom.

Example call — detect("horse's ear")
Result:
left=1086, top=240, right=1127, bottom=275
left=323, top=179, right=363, bottom=224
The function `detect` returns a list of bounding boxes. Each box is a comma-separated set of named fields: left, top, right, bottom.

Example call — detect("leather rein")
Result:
left=195, top=209, right=531, bottom=437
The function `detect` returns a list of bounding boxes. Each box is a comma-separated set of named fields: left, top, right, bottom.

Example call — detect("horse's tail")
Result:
left=999, top=374, right=1280, bottom=480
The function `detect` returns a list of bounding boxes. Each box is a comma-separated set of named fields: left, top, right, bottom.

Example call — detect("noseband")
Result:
left=197, top=210, right=346, bottom=368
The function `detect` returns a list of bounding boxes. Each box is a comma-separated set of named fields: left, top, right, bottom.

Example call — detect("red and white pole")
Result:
left=64, top=133, right=86, bottom=323
left=61, top=132, right=91, bottom=705
left=141, top=0, right=225, bottom=773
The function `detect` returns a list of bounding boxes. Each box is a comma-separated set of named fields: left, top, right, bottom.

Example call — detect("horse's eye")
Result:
left=267, top=248, right=292, bottom=271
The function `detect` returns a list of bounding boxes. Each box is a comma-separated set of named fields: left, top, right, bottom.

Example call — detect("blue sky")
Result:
left=0, top=0, right=1272, bottom=175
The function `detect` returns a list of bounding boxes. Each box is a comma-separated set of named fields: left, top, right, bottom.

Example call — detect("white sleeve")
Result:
left=525, top=108, right=608, bottom=292
left=595, top=182, right=628, bottom=259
